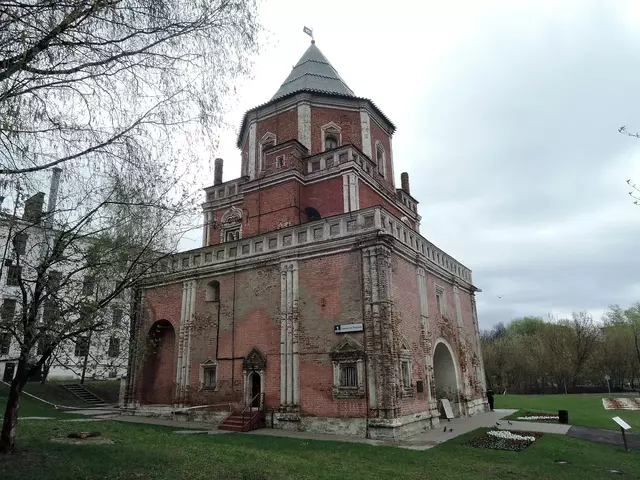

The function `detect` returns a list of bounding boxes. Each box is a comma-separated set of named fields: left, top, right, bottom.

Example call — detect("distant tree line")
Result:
left=481, top=304, right=640, bottom=394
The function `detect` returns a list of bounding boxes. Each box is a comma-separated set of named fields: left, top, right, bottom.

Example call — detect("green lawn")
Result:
left=496, top=394, right=640, bottom=431
left=0, top=419, right=638, bottom=480
left=1, top=391, right=639, bottom=479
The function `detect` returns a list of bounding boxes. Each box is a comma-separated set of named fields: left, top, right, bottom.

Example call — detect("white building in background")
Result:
left=0, top=170, right=129, bottom=383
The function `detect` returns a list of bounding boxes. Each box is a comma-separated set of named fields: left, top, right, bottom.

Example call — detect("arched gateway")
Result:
left=433, top=339, right=461, bottom=417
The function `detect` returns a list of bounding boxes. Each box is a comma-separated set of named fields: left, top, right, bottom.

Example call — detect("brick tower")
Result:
left=126, top=40, right=488, bottom=438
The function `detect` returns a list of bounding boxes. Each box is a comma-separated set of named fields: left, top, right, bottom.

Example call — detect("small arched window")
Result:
left=305, top=207, right=321, bottom=222
left=325, top=135, right=338, bottom=150
left=206, top=280, right=220, bottom=302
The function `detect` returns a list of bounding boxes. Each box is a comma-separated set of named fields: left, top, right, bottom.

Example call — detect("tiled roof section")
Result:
left=271, top=42, right=355, bottom=100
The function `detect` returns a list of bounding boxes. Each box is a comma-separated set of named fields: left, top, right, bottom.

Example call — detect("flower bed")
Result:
left=602, top=397, right=640, bottom=410
left=516, top=411, right=559, bottom=421
left=464, top=430, right=544, bottom=451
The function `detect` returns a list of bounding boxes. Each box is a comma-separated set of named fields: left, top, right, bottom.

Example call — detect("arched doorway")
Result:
left=250, top=372, right=261, bottom=407
left=142, top=320, right=176, bottom=404
left=433, top=340, right=460, bottom=417
left=243, top=347, right=266, bottom=409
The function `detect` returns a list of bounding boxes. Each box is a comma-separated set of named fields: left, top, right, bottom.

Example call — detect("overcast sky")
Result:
left=182, top=0, right=640, bottom=330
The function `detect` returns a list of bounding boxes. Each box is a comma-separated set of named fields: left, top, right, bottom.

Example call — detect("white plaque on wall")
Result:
left=334, top=323, right=363, bottom=334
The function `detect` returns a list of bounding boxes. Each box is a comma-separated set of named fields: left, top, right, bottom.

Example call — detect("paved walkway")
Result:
left=48, top=408, right=577, bottom=450
left=568, top=426, right=640, bottom=450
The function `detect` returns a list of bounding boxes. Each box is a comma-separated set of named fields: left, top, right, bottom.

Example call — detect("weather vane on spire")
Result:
left=303, top=26, right=314, bottom=44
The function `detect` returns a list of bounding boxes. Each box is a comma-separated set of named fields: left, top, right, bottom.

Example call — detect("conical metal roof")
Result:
left=271, top=41, right=355, bottom=100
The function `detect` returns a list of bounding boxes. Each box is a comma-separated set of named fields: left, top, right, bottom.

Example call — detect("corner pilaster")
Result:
left=362, top=245, right=398, bottom=419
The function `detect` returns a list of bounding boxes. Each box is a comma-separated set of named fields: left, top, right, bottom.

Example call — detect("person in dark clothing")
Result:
left=487, top=389, right=495, bottom=411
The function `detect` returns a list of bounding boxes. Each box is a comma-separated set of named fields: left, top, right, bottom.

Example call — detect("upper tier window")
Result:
left=325, top=135, right=338, bottom=150
left=321, top=122, right=341, bottom=152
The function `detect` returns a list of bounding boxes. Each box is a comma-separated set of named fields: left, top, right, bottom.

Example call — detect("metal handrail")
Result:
left=241, top=392, right=265, bottom=429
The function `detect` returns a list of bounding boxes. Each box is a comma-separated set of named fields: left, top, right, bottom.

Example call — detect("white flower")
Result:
left=517, top=415, right=558, bottom=421
left=487, top=430, right=536, bottom=442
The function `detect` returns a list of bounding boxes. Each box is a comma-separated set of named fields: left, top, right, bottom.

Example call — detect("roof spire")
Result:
left=271, top=38, right=355, bottom=100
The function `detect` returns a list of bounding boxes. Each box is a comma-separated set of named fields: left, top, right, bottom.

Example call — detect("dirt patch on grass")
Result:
left=602, top=398, right=640, bottom=410
left=50, top=437, right=114, bottom=445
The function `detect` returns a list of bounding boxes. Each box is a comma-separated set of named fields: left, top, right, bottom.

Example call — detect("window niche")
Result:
left=330, top=336, right=365, bottom=399
left=258, top=132, right=276, bottom=172
left=399, top=339, right=413, bottom=396
left=321, top=122, right=341, bottom=152
left=205, top=280, right=220, bottom=303
left=199, top=358, right=218, bottom=391
left=435, top=285, right=447, bottom=318
left=220, top=206, right=243, bottom=243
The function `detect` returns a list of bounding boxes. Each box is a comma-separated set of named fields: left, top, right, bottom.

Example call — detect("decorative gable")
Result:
left=330, top=335, right=364, bottom=361
left=221, top=206, right=242, bottom=226
left=201, top=357, right=216, bottom=367
left=243, top=347, right=266, bottom=371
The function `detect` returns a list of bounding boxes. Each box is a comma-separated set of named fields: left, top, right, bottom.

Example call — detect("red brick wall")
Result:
left=186, top=266, right=282, bottom=407
left=310, top=107, right=362, bottom=155
left=392, top=255, right=430, bottom=414
left=297, top=252, right=367, bottom=417
left=359, top=182, right=415, bottom=229
left=243, top=180, right=301, bottom=237
left=301, top=176, right=345, bottom=219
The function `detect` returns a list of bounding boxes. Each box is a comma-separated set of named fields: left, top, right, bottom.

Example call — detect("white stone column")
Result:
left=292, top=264, right=300, bottom=405
left=248, top=122, right=257, bottom=179
left=471, top=292, right=488, bottom=392
left=279, top=267, right=288, bottom=404
left=417, top=268, right=433, bottom=405
left=342, top=174, right=350, bottom=213
left=298, top=103, right=311, bottom=151
left=349, top=174, right=359, bottom=211
left=454, top=284, right=472, bottom=401
left=175, top=282, right=189, bottom=403
left=360, top=111, right=372, bottom=158
left=453, top=285, right=464, bottom=332
left=280, top=261, right=299, bottom=408
left=183, top=280, right=197, bottom=397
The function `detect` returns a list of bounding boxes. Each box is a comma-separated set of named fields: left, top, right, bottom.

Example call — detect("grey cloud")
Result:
left=396, top=4, right=640, bottom=328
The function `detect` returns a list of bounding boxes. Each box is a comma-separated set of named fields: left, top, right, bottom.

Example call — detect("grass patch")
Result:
left=0, top=391, right=639, bottom=480
left=496, top=394, right=640, bottom=430
left=0, top=383, right=82, bottom=419
left=1, top=391, right=639, bottom=479
left=0, top=420, right=637, bottom=479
